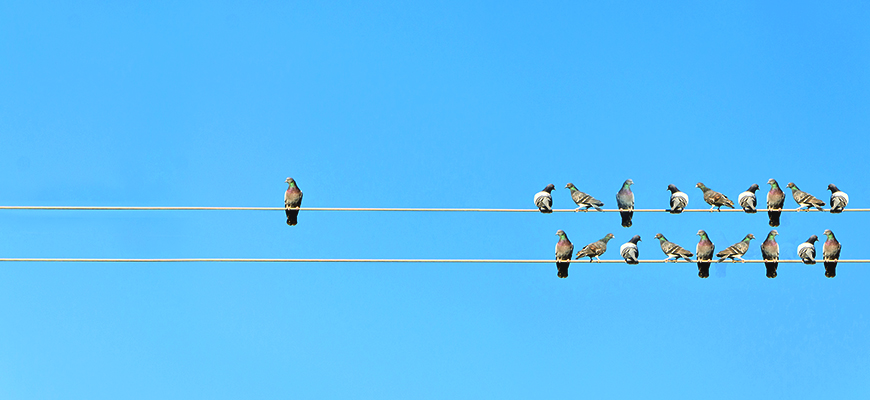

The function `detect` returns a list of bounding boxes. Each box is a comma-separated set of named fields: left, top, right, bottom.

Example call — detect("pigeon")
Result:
left=533, top=184, right=556, bottom=213
left=284, top=177, right=303, bottom=226
left=575, top=233, right=615, bottom=262
left=667, top=184, right=689, bottom=214
left=823, top=229, right=841, bottom=278
left=716, top=234, right=755, bottom=262
left=696, top=182, right=734, bottom=211
left=565, top=183, right=604, bottom=212
left=767, top=179, right=785, bottom=227
left=653, top=233, right=694, bottom=262
left=555, top=230, right=574, bottom=278
left=616, top=179, right=634, bottom=227
left=620, top=235, right=641, bottom=265
left=696, top=230, right=715, bottom=278
left=786, top=182, right=825, bottom=211
left=797, top=235, right=818, bottom=265
left=828, top=184, right=849, bottom=213
left=761, top=230, right=779, bottom=278
left=738, top=184, right=759, bottom=213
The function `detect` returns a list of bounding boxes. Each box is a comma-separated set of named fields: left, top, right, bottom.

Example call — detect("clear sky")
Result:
left=1, top=1, right=869, bottom=398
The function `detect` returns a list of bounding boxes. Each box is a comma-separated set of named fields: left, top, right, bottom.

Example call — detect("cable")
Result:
left=0, top=258, right=863, bottom=263
left=0, top=206, right=866, bottom=212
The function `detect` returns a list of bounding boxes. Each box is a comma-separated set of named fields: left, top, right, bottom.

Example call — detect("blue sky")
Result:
left=1, top=1, right=869, bottom=398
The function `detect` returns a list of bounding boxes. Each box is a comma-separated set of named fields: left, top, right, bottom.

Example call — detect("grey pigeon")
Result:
left=575, top=233, right=615, bottom=262
left=284, top=177, right=303, bottom=226
left=797, top=235, right=818, bottom=265
left=534, top=184, right=555, bottom=213
left=616, top=179, right=634, bottom=227
left=761, top=230, right=779, bottom=278
left=767, top=179, right=785, bottom=227
left=667, top=184, right=689, bottom=214
left=620, top=235, right=641, bottom=265
left=828, top=184, right=849, bottom=213
left=696, top=182, right=735, bottom=211
left=786, top=182, right=825, bottom=211
left=654, top=233, right=694, bottom=262
left=555, top=230, right=574, bottom=278
left=717, top=234, right=755, bottom=262
left=738, top=184, right=759, bottom=213
left=823, top=229, right=841, bottom=278
left=696, top=230, right=715, bottom=278
left=565, top=183, right=604, bottom=212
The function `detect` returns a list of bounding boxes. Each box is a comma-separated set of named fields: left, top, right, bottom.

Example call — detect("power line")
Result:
left=0, top=258, right=863, bottom=263
left=0, top=206, right=866, bottom=212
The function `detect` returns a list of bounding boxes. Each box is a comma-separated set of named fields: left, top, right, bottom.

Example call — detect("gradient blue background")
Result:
left=1, top=1, right=868, bottom=398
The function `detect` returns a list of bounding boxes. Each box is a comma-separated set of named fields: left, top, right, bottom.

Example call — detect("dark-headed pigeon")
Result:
left=620, top=235, right=641, bottom=264
left=534, top=184, right=555, bottom=213
left=798, top=235, right=818, bottom=265
left=786, top=182, right=825, bottom=211
left=828, top=184, right=849, bottom=213
left=616, top=179, right=634, bottom=227
left=767, top=179, right=784, bottom=227
left=823, top=229, right=841, bottom=278
left=575, top=233, right=615, bottom=262
left=738, top=184, right=759, bottom=213
left=555, top=230, right=574, bottom=278
left=761, top=230, right=779, bottom=278
left=696, top=182, right=734, bottom=211
left=696, top=230, right=715, bottom=278
left=717, top=234, right=755, bottom=262
left=565, top=183, right=604, bottom=212
left=667, top=184, right=689, bottom=214
left=284, top=177, right=303, bottom=226
left=654, top=233, right=694, bottom=262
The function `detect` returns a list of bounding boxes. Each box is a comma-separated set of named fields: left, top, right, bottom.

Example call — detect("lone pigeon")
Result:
left=797, top=235, right=818, bottom=265
left=761, top=230, right=779, bottom=278
left=534, top=184, right=555, bottom=213
left=717, top=234, right=755, bottom=262
left=767, top=179, right=785, bottom=227
left=284, top=177, right=303, bottom=226
left=555, top=230, right=574, bottom=278
left=565, top=183, right=604, bottom=212
left=786, top=182, right=825, bottom=211
left=667, top=184, right=689, bottom=214
left=696, top=182, right=734, bottom=211
left=828, top=184, right=849, bottom=213
left=575, top=233, right=615, bottom=262
left=620, top=235, right=641, bottom=264
left=616, top=179, right=634, bottom=227
left=696, top=230, right=715, bottom=278
left=823, top=229, right=841, bottom=278
left=738, top=184, right=759, bottom=213
left=654, top=233, right=694, bottom=262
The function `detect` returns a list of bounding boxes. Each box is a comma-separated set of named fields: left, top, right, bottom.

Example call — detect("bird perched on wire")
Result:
left=620, top=235, right=641, bottom=264
left=575, top=233, right=615, bottom=262
left=667, top=184, right=689, bottom=214
left=716, top=234, right=755, bottom=262
left=565, top=183, right=604, bottom=212
left=786, top=182, right=825, bottom=211
left=653, top=233, right=694, bottom=262
left=533, top=184, right=556, bottom=213
left=696, top=182, right=734, bottom=211
left=761, top=230, right=779, bottom=278
left=738, top=184, right=759, bottom=213
left=827, top=184, right=849, bottom=213
left=284, top=177, right=303, bottom=226
left=797, top=235, right=818, bottom=265
left=696, top=230, right=715, bottom=278
left=616, top=179, right=634, bottom=227
left=823, top=229, right=841, bottom=278
left=767, top=179, right=785, bottom=227
left=555, top=230, right=574, bottom=278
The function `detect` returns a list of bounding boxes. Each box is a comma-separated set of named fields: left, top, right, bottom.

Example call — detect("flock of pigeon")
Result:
left=540, top=179, right=849, bottom=279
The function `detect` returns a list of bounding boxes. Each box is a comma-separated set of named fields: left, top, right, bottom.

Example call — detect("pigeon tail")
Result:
left=697, top=262, right=710, bottom=278
left=620, top=211, right=633, bottom=227
left=765, top=263, right=778, bottom=278
left=824, top=262, right=837, bottom=278
left=557, top=262, right=569, bottom=278
left=286, top=209, right=299, bottom=226
left=768, top=210, right=781, bottom=227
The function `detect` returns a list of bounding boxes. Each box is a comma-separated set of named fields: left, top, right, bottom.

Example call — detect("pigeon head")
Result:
left=667, top=184, right=680, bottom=193
left=745, top=233, right=756, bottom=241
left=604, top=233, right=615, bottom=241
left=767, top=178, right=779, bottom=186
left=807, top=235, right=819, bottom=243
left=543, top=184, right=556, bottom=192
left=747, top=184, right=760, bottom=192
left=786, top=182, right=798, bottom=190
left=556, top=230, right=567, bottom=237
left=823, top=229, right=835, bottom=238
left=630, top=235, right=641, bottom=244
left=285, top=177, right=297, bottom=186
left=695, top=182, right=707, bottom=190
left=827, top=184, right=840, bottom=192
left=565, top=183, right=575, bottom=190
left=696, top=230, right=707, bottom=237
left=654, top=233, right=666, bottom=241
left=768, top=230, right=779, bottom=238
